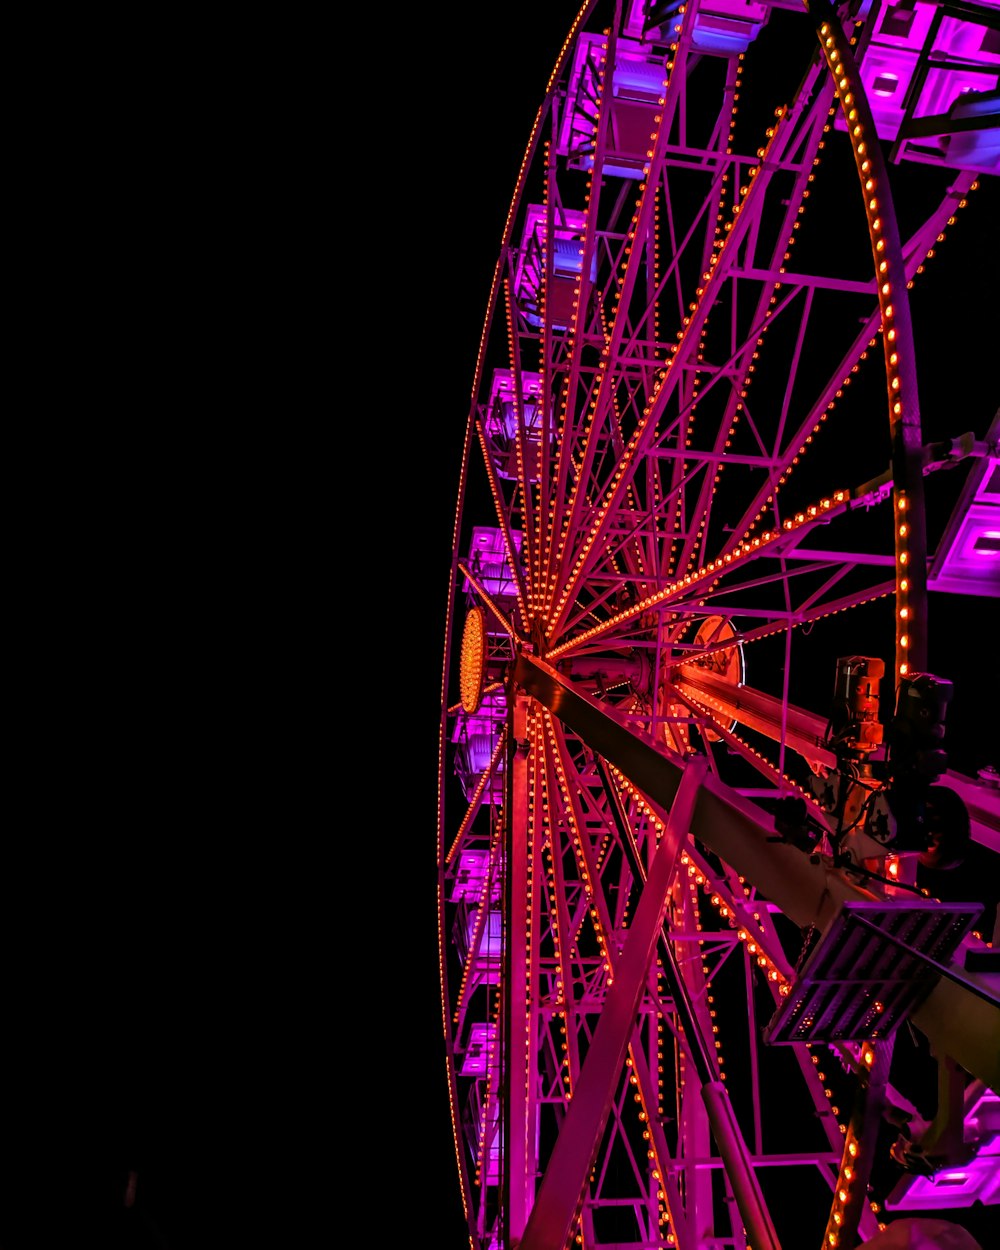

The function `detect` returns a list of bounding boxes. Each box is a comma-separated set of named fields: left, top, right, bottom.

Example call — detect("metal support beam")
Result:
left=513, top=651, right=1000, bottom=1091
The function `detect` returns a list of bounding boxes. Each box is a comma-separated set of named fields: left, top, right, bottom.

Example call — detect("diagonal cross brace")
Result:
left=519, top=759, right=706, bottom=1250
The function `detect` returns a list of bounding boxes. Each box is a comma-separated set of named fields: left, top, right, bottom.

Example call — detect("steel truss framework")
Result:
left=437, top=2, right=1000, bottom=1248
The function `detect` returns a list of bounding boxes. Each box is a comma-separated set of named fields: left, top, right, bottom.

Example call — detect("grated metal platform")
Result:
left=763, top=899, right=984, bottom=1045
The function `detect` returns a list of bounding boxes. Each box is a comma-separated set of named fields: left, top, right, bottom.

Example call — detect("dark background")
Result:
left=3, top=13, right=576, bottom=1248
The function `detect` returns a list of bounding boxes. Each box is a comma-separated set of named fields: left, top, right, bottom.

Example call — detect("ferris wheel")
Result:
left=437, top=3, right=1000, bottom=1248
